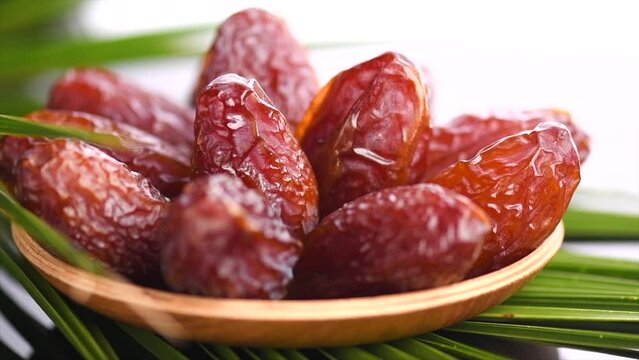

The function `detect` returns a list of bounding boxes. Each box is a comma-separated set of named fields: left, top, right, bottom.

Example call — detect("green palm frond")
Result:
left=0, top=26, right=212, bottom=81
left=0, top=114, right=130, bottom=151
left=444, top=322, right=639, bottom=357
left=0, top=0, right=79, bottom=35
left=0, top=242, right=116, bottom=360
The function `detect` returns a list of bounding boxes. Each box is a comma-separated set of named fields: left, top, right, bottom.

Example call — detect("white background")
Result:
left=2, top=1, right=638, bottom=359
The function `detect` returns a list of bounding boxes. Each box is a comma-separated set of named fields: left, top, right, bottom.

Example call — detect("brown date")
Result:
left=192, top=74, right=318, bottom=239
left=290, top=184, right=490, bottom=299
left=431, top=122, right=581, bottom=276
left=411, top=109, right=590, bottom=182
left=0, top=110, right=190, bottom=197
left=47, top=67, right=194, bottom=153
left=192, top=8, right=319, bottom=129
left=296, top=52, right=430, bottom=216
left=15, top=139, right=168, bottom=283
left=160, top=174, right=301, bottom=299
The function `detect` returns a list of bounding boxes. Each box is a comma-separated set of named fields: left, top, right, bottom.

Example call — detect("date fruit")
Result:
left=431, top=122, right=581, bottom=276
left=160, top=174, right=301, bottom=299
left=15, top=139, right=168, bottom=283
left=296, top=52, right=430, bottom=216
left=412, top=109, right=590, bottom=182
left=48, top=67, right=195, bottom=153
left=192, top=74, right=319, bottom=239
left=290, top=184, right=490, bottom=299
left=0, top=110, right=190, bottom=197
left=192, top=8, right=319, bottom=129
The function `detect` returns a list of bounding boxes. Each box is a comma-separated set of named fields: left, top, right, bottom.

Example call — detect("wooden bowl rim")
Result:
left=13, top=222, right=564, bottom=322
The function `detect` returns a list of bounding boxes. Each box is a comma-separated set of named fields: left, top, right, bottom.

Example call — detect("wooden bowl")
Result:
left=13, top=222, right=563, bottom=348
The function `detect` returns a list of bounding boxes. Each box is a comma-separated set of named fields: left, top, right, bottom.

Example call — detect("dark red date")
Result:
left=431, top=123, right=581, bottom=276
left=0, top=110, right=190, bottom=197
left=192, top=74, right=319, bottom=239
left=192, top=8, right=319, bottom=129
left=48, top=67, right=194, bottom=153
left=296, top=52, right=430, bottom=216
left=412, top=109, right=590, bottom=182
left=15, top=139, right=168, bottom=283
left=290, top=184, right=490, bottom=299
left=160, top=174, right=301, bottom=299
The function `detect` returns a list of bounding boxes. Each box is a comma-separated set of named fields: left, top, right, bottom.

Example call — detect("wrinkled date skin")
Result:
left=412, top=109, right=591, bottom=182
left=0, top=110, right=190, bottom=197
left=192, top=8, right=319, bottom=129
left=192, top=74, right=319, bottom=239
left=296, top=52, right=430, bottom=216
left=15, top=139, right=168, bottom=283
left=290, top=184, right=490, bottom=299
left=47, top=67, right=195, bottom=153
left=431, top=123, right=581, bottom=277
left=0, top=134, right=31, bottom=184
left=160, top=174, right=301, bottom=299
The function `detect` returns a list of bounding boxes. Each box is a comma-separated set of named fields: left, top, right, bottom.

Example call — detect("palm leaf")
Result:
left=0, top=239, right=116, bottom=360
left=564, top=209, right=639, bottom=239
left=546, top=250, right=639, bottom=279
left=0, top=114, right=128, bottom=151
left=565, top=189, right=639, bottom=239
left=203, top=344, right=242, bottom=360
left=0, top=26, right=212, bottom=81
left=475, top=305, right=639, bottom=322
left=390, top=339, right=457, bottom=360
left=0, top=0, right=79, bottom=35
left=0, top=215, right=191, bottom=360
left=365, top=343, right=421, bottom=360
left=0, top=87, right=43, bottom=117
left=444, top=322, right=639, bottom=357
left=117, top=324, right=188, bottom=360
left=0, top=23, right=377, bottom=83
left=280, top=349, right=311, bottom=360
left=418, top=333, right=509, bottom=360
left=326, top=347, right=381, bottom=360
left=0, top=286, right=76, bottom=359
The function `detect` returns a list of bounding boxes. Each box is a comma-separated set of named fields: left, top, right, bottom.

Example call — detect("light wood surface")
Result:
left=13, top=223, right=563, bottom=347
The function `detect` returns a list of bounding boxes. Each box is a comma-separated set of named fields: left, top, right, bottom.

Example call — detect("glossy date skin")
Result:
left=0, top=110, right=190, bottom=197
left=296, top=52, right=430, bottom=216
left=160, top=174, right=301, bottom=299
left=412, top=109, right=590, bottom=182
left=192, top=8, right=319, bottom=129
left=431, top=123, right=581, bottom=276
left=15, top=139, right=168, bottom=283
left=290, top=184, right=490, bottom=299
left=192, top=74, right=319, bottom=239
left=48, top=67, right=194, bottom=153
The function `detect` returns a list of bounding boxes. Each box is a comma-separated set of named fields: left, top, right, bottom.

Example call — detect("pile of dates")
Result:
left=0, top=8, right=589, bottom=299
